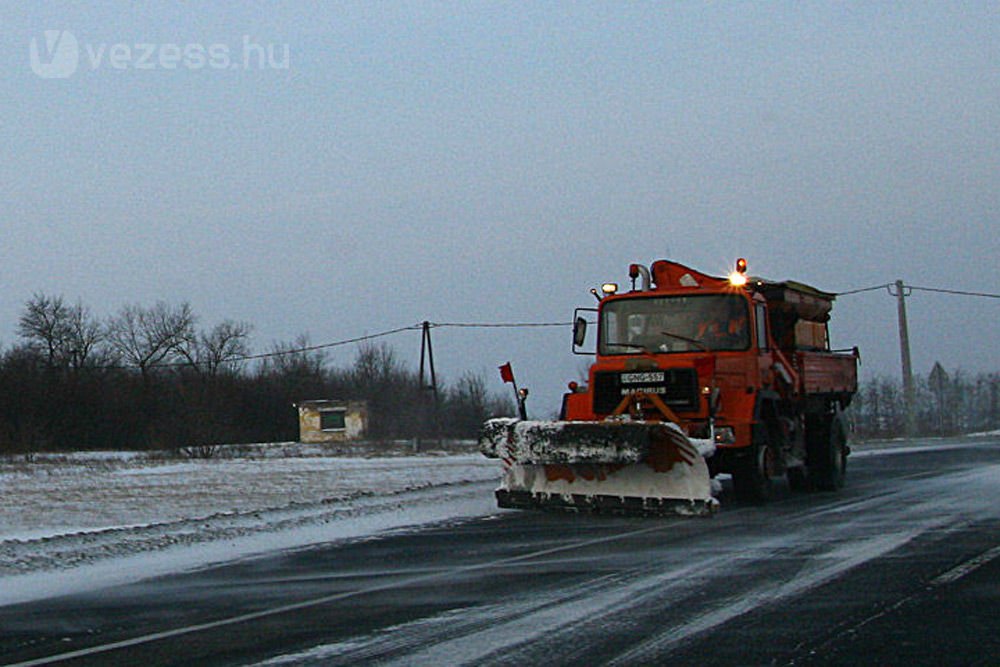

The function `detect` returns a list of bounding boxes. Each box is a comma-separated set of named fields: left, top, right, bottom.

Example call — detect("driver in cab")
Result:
left=697, top=299, right=749, bottom=349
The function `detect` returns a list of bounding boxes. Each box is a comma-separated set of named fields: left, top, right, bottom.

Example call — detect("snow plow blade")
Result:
left=480, top=418, right=718, bottom=517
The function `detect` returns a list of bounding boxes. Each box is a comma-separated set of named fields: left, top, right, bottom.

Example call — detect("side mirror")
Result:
left=573, top=316, right=588, bottom=347
left=572, top=307, right=598, bottom=355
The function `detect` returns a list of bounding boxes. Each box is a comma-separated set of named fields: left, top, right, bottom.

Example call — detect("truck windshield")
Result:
left=599, top=294, right=750, bottom=355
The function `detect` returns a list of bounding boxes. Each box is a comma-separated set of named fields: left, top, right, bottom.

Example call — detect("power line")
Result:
left=250, top=321, right=573, bottom=360
left=238, top=324, right=424, bottom=361
left=836, top=283, right=1000, bottom=299
left=27, top=283, right=996, bottom=373
left=230, top=286, right=988, bottom=370
left=120, top=321, right=571, bottom=371
left=138, top=324, right=425, bottom=370
left=835, top=284, right=892, bottom=296
left=429, top=321, right=571, bottom=329
left=908, top=285, right=1000, bottom=299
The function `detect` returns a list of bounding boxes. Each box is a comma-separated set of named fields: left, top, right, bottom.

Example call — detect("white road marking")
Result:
left=931, top=544, right=1000, bottom=586
left=785, top=540, right=1000, bottom=657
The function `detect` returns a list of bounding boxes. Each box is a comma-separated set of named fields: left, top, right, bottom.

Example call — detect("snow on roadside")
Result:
left=0, top=449, right=501, bottom=606
left=0, top=451, right=497, bottom=541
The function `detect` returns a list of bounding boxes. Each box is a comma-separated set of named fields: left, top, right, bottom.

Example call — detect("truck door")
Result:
left=753, top=299, right=776, bottom=389
left=754, top=302, right=768, bottom=351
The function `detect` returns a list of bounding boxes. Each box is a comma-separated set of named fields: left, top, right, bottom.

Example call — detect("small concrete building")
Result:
left=296, top=400, right=368, bottom=443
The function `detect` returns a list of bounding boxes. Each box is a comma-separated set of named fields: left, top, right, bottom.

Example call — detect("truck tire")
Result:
left=808, top=411, right=847, bottom=491
left=732, top=424, right=776, bottom=502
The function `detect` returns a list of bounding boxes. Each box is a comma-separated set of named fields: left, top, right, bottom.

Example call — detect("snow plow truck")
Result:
left=480, top=258, right=858, bottom=516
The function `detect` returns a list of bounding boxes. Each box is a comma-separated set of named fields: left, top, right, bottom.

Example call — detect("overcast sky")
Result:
left=3, top=3, right=998, bottom=413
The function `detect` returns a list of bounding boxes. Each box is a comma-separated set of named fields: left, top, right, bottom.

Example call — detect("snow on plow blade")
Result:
left=480, top=418, right=718, bottom=517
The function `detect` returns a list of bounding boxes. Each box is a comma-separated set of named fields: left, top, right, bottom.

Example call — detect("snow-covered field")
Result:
left=0, top=445, right=500, bottom=606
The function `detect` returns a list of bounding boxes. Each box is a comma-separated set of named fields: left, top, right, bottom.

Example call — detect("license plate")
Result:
left=620, top=372, right=665, bottom=384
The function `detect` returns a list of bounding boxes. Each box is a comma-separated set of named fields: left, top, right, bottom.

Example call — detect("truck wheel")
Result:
left=808, top=412, right=847, bottom=491
left=732, top=425, right=776, bottom=502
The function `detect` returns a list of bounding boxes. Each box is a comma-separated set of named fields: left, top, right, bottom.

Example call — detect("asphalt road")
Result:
left=2, top=437, right=999, bottom=667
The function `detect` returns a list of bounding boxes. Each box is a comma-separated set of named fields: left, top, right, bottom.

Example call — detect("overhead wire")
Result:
left=142, top=321, right=572, bottom=370
left=836, top=283, right=1000, bottom=299
left=428, top=321, right=572, bottom=329
left=907, top=285, right=1000, bottom=299
left=835, top=284, right=892, bottom=296
left=237, top=324, right=425, bottom=361
left=59, top=282, right=997, bottom=371
left=139, top=324, right=425, bottom=370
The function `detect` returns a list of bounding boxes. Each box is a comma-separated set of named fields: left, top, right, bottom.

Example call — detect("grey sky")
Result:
left=3, top=3, right=998, bottom=413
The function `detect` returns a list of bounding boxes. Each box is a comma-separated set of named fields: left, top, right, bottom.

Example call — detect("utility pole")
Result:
left=418, top=321, right=441, bottom=448
left=891, top=280, right=917, bottom=436
left=991, top=378, right=999, bottom=430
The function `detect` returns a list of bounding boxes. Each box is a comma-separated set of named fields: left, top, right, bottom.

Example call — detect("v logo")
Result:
left=30, top=30, right=79, bottom=79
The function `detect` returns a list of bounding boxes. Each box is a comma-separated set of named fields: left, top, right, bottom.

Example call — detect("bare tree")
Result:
left=64, top=301, right=107, bottom=370
left=351, top=342, right=401, bottom=390
left=18, top=293, right=70, bottom=366
left=106, top=302, right=197, bottom=377
left=18, top=294, right=106, bottom=371
left=176, top=320, right=253, bottom=377
left=258, top=334, right=327, bottom=379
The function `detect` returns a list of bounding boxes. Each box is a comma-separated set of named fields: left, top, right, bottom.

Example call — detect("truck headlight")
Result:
left=714, top=426, right=736, bottom=444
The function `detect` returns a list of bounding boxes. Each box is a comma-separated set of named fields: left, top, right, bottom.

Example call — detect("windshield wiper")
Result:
left=659, top=330, right=710, bottom=353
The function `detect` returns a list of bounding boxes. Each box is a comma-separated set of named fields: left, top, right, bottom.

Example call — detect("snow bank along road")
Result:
left=0, top=451, right=498, bottom=599
left=2, top=437, right=1000, bottom=666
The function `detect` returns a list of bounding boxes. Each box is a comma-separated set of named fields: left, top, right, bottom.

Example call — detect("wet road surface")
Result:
left=2, top=438, right=999, bottom=666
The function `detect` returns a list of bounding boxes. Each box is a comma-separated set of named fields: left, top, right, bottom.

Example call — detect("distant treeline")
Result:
left=848, top=367, right=1000, bottom=439
left=0, top=295, right=512, bottom=454
left=3, top=295, right=997, bottom=454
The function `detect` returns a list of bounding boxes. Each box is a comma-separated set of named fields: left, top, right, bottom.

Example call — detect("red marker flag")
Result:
left=498, top=362, right=515, bottom=384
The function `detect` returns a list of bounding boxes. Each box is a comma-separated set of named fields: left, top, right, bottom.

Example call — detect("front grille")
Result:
left=592, top=368, right=700, bottom=415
